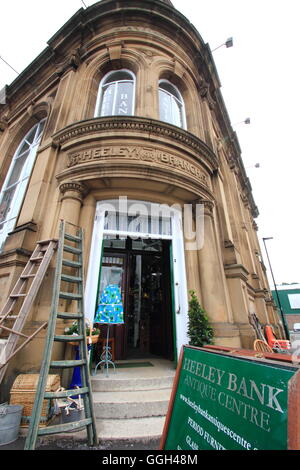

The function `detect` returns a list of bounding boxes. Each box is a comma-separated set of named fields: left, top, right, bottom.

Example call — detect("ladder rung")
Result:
left=50, top=359, right=86, bottom=368
left=62, top=259, right=82, bottom=268
left=44, top=387, right=89, bottom=399
left=36, top=239, right=58, bottom=246
left=63, top=244, right=82, bottom=255
left=0, top=315, right=18, bottom=320
left=57, top=312, right=84, bottom=320
left=64, top=233, right=81, bottom=243
left=37, top=418, right=92, bottom=436
left=20, top=274, right=36, bottom=279
left=30, top=256, right=44, bottom=262
left=59, top=292, right=82, bottom=300
left=61, top=274, right=82, bottom=283
left=10, top=294, right=27, bottom=298
left=54, top=335, right=84, bottom=343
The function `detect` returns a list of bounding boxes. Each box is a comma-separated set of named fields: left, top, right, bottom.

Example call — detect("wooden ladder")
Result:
left=24, top=220, right=98, bottom=450
left=0, top=239, right=58, bottom=384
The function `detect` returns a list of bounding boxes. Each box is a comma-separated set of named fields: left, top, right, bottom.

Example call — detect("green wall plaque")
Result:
left=161, top=346, right=300, bottom=450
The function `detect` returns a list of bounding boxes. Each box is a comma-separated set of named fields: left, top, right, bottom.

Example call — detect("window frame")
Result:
left=94, top=69, right=136, bottom=118
left=158, top=79, right=186, bottom=129
left=0, top=119, right=45, bottom=251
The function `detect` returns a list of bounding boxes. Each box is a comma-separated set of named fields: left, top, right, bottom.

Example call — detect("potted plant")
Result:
left=187, top=290, right=214, bottom=347
left=64, top=320, right=100, bottom=345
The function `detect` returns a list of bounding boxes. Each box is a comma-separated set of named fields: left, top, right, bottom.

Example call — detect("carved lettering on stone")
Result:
left=66, top=145, right=209, bottom=186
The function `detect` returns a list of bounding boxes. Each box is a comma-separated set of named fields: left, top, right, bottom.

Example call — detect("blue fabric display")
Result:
left=94, top=284, right=124, bottom=324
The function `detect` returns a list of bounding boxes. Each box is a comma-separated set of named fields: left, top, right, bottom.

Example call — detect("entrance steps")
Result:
left=91, top=358, right=175, bottom=442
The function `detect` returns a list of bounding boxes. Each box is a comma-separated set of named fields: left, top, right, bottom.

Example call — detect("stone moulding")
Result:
left=52, top=116, right=219, bottom=173
left=56, top=161, right=214, bottom=201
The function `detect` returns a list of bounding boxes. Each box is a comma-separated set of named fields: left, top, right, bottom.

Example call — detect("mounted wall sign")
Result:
left=160, top=345, right=300, bottom=450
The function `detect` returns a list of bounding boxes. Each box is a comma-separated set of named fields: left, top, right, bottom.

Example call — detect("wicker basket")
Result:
left=10, top=374, right=60, bottom=427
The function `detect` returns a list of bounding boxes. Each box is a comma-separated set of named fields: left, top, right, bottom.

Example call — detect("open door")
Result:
left=94, top=237, right=174, bottom=361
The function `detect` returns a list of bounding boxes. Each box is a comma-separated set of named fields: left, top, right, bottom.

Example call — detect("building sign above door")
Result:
left=67, top=145, right=209, bottom=186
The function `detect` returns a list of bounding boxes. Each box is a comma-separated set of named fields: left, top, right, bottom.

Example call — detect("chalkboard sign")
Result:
left=160, top=346, right=300, bottom=450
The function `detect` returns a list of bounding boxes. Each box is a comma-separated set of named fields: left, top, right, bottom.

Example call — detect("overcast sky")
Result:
left=0, top=0, right=299, bottom=287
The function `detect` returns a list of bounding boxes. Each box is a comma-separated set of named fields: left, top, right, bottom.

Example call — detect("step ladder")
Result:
left=0, top=239, right=58, bottom=384
left=24, top=220, right=98, bottom=450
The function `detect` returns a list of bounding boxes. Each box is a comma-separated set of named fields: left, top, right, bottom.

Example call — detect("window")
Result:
left=288, top=294, right=300, bottom=309
left=0, top=120, right=45, bottom=252
left=159, top=80, right=186, bottom=128
left=95, top=70, right=135, bottom=117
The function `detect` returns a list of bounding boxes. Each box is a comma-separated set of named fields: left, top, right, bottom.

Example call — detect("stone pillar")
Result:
left=183, top=213, right=202, bottom=303
left=197, top=199, right=231, bottom=323
left=57, top=180, right=88, bottom=386
left=78, top=194, right=97, bottom=278
left=58, top=181, right=88, bottom=228
left=197, top=199, right=241, bottom=347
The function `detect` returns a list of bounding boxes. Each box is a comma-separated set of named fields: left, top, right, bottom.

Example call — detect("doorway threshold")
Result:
left=92, top=357, right=175, bottom=383
left=115, top=361, right=154, bottom=368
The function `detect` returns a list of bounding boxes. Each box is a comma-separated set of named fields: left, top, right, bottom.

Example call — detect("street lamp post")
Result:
left=262, top=237, right=290, bottom=340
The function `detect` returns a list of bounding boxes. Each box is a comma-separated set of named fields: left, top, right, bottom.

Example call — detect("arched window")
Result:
left=159, top=80, right=186, bottom=129
left=95, top=70, right=135, bottom=117
left=0, top=120, right=45, bottom=251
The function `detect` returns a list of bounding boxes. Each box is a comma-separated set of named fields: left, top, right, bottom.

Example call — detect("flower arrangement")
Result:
left=64, top=321, right=100, bottom=338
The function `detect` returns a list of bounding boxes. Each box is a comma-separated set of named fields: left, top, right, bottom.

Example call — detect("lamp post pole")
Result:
left=262, top=237, right=290, bottom=340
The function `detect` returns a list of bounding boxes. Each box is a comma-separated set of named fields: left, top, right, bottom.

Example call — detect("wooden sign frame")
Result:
left=160, top=345, right=300, bottom=450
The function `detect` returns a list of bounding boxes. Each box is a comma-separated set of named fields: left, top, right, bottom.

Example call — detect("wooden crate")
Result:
left=10, top=374, right=60, bottom=427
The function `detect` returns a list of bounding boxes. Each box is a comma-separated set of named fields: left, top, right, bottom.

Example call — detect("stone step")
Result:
left=93, top=388, right=172, bottom=419
left=96, top=416, right=166, bottom=442
left=91, top=374, right=175, bottom=392
left=92, top=359, right=175, bottom=442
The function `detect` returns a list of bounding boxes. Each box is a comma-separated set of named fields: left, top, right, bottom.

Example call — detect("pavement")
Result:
left=1, top=358, right=171, bottom=453
left=0, top=435, right=161, bottom=451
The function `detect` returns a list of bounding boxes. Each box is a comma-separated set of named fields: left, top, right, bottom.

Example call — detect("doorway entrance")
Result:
left=85, top=199, right=190, bottom=365
left=95, top=237, right=174, bottom=361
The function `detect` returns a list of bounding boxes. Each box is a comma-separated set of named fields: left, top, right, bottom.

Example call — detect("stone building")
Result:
left=0, top=0, right=283, bottom=390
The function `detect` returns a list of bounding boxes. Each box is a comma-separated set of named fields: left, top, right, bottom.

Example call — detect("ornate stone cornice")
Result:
left=52, top=117, right=219, bottom=173
left=198, top=79, right=216, bottom=110
left=54, top=49, right=82, bottom=77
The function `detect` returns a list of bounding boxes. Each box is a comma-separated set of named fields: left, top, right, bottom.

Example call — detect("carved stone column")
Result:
left=183, top=206, right=202, bottom=302
left=197, top=199, right=231, bottom=323
left=78, top=193, right=97, bottom=274
left=59, top=181, right=88, bottom=227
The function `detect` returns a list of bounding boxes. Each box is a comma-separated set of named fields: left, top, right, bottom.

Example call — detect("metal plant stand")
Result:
left=93, top=324, right=115, bottom=377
